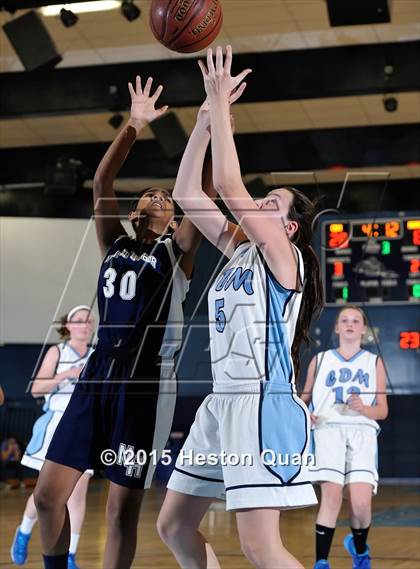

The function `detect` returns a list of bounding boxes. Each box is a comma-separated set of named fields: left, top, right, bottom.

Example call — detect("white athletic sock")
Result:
left=69, top=533, right=80, bottom=555
left=20, top=515, right=36, bottom=535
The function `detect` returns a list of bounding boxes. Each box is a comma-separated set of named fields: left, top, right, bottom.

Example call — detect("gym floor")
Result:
left=1, top=481, right=419, bottom=568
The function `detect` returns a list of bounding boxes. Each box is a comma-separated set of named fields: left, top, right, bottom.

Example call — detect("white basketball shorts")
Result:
left=308, top=423, right=379, bottom=494
left=167, top=390, right=317, bottom=511
left=21, top=410, right=93, bottom=476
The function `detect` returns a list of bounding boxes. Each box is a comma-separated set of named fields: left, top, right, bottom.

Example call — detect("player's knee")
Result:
left=156, top=516, right=171, bottom=544
left=241, top=541, right=299, bottom=569
left=350, top=495, right=371, bottom=521
left=106, top=497, right=140, bottom=532
left=323, top=486, right=343, bottom=512
left=33, top=485, right=61, bottom=513
left=156, top=514, right=183, bottom=545
left=156, top=511, right=200, bottom=547
left=327, top=494, right=343, bottom=513
left=240, top=539, right=268, bottom=568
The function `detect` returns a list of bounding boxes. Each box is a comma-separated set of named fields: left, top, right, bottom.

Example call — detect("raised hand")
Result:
left=198, top=45, right=251, bottom=102
left=196, top=81, right=247, bottom=132
left=127, top=76, right=168, bottom=134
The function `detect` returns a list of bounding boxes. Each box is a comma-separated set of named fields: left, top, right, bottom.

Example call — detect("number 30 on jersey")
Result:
left=103, top=268, right=137, bottom=301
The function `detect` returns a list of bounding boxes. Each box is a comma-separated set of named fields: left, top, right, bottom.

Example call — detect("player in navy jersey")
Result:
left=157, top=46, right=324, bottom=569
left=32, top=76, right=227, bottom=569
left=301, top=306, right=388, bottom=569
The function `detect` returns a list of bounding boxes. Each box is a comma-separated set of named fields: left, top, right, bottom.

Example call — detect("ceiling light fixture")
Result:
left=121, top=0, right=141, bottom=21
left=41, top=1, right=120, bottom=17
left=383, top=95, right=398, bottom=113
left=108, top=113, right=124, bottom=129
left=59, top=7, right=78, bottom=27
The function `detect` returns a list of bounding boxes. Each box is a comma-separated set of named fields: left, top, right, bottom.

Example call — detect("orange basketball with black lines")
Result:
left=150, top=0, right=223, bottom=53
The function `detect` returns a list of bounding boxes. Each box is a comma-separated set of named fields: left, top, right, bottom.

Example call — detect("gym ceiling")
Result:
left=0, top=0, right=419, bottom=215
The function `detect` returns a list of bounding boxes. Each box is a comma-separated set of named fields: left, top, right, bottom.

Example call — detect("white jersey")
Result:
left=43, top=342, right=94, bottom=413
left=207, top=241, right=304, bottom=392
left=311, top=348, right=379, bottom=430
left=158, top=237, right=190, bottom=360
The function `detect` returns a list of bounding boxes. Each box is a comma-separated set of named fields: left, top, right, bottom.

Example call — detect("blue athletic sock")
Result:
left=43, top=552, right=68, bottom=569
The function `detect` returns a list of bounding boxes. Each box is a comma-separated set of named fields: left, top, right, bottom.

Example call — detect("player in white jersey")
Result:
left=157, top=46, right=324, bottom=569
left=301, top=306, right=388, bottom=569
left=11, top=306, right=95, bottom=569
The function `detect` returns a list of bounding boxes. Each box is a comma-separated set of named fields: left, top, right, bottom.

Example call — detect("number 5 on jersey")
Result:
left=215, top=298, right=226, bottom=333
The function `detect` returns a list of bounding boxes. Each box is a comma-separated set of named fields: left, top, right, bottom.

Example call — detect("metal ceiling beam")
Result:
left=1, top=177, right=419, bottom=218
left=1, top=123, right=419, bottom=185
left=0, top=41, right=419, bottom=118
left=0, top=0, right=105, bottom=11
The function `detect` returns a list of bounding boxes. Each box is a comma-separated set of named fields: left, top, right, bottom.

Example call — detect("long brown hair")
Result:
left=285, top=187, right=324, bottom=379
left=56, top=313, right=71, bottom=340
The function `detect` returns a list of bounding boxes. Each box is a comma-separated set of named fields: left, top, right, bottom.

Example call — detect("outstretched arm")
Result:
left=200, top=46, right=299, bottom=288
left=172, top=96, right=247, bottom=260
left=93, top=76, right=168, bottom=256
left=173, top=151, right=216, bottom=278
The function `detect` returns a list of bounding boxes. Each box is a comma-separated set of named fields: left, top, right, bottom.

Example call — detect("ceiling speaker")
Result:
left=326, top=0, right=391, bottom=26
left=3, top=10, right=62, bottom=71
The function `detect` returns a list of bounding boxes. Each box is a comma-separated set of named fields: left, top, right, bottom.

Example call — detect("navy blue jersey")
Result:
left=97, top=234, right=189, bottom=360
left=46, top=234, right=189, bottom=487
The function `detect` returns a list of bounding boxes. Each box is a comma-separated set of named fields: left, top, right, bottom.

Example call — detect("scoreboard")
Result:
left=316, top=212, right=419, bottom=393
left=322, top=214, right=420, bottom=306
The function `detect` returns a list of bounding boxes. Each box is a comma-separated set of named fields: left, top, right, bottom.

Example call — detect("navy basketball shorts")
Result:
left=46, top=345, right=177, bottom=489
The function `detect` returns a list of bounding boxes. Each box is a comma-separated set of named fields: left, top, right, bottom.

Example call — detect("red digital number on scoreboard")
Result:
left=410, top=260, right=420, bottom=274
left=328, top=232, right=349, bottom=249
left=399, top=331, right=420, bottom=350
left=333, top=261, right=344, bottom=277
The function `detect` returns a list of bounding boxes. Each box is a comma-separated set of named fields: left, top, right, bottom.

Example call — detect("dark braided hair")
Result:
left=284, top=186, right=325, bottom=380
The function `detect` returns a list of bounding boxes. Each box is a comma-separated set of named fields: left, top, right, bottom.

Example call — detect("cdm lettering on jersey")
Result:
left=215, top=267, right=254, bottom=295
left=325, top=368, right=370, bottom=388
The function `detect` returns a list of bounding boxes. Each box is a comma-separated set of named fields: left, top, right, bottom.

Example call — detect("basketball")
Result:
left=150, top=0, right=223, bottom=54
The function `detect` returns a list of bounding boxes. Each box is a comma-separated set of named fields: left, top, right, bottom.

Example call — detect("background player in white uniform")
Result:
left=11, top=306, right=95, bottom=569
left=157, top=46, right=324, bottom=569
left=301, top=305, right=388, bottom=569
